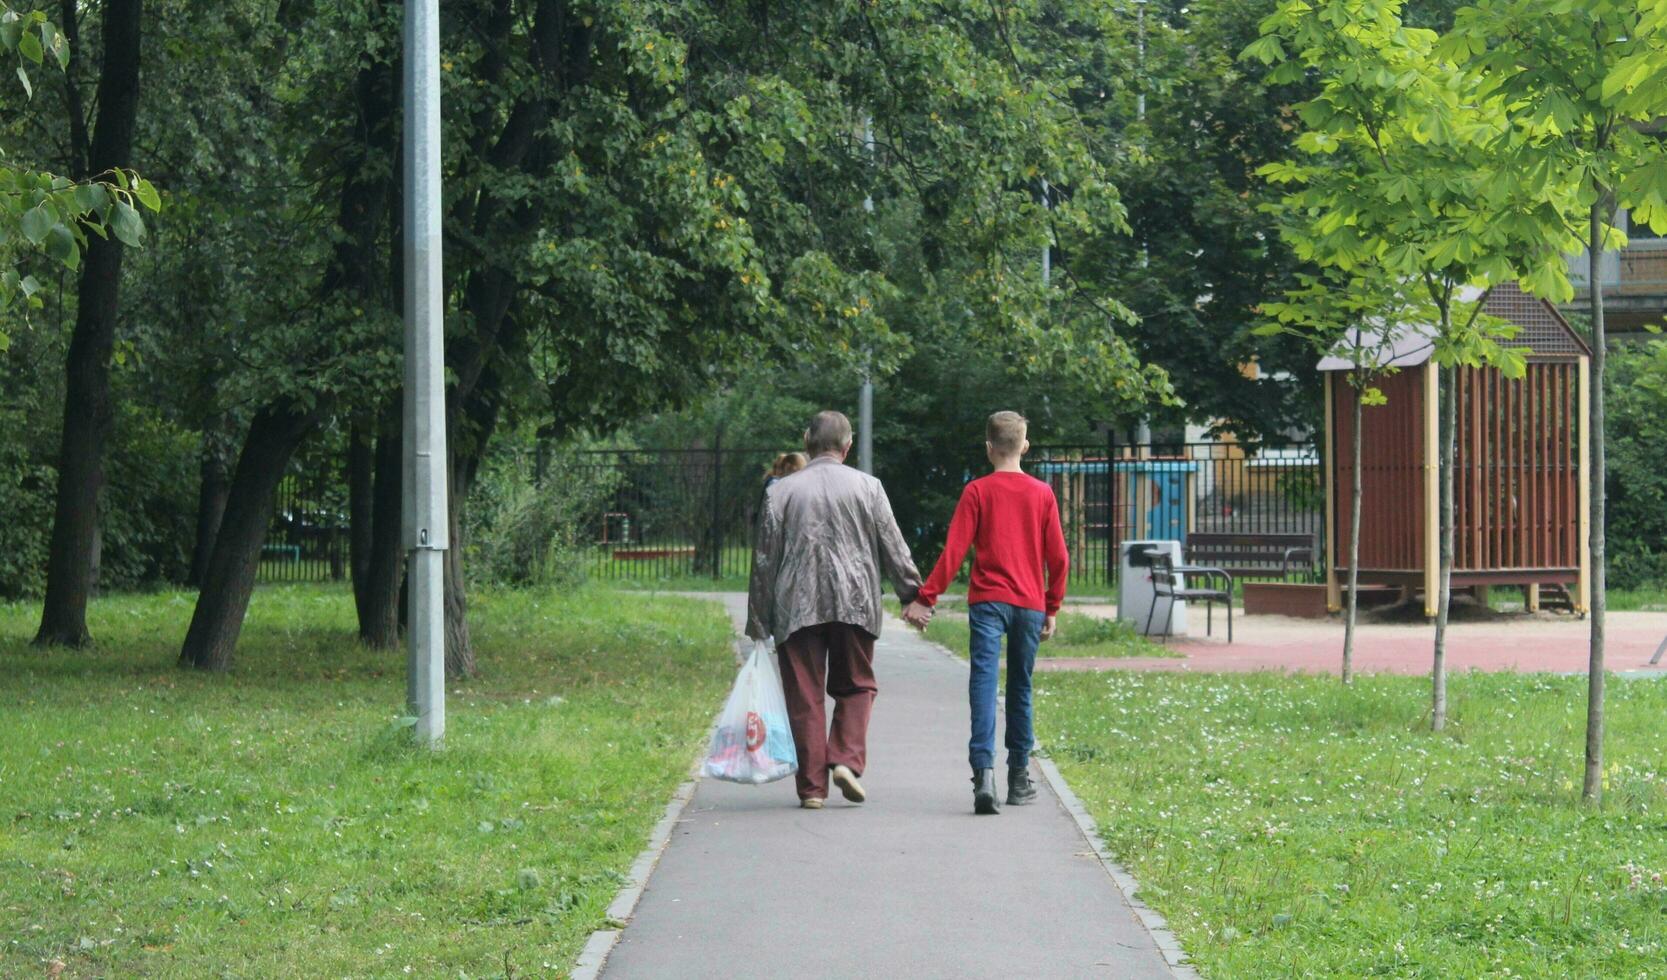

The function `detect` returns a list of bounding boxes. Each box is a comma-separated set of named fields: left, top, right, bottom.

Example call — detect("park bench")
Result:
left=261, top=543, right=301, bottom=563
left=1147, top=553, right=1233, bottom=643
left=1183, top=532, right=1315, bottom=581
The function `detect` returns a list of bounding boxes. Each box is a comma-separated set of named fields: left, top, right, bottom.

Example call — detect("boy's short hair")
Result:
left=804, top=410, right=853, bottom=456
left=986, top=411, right=1028, bottom=456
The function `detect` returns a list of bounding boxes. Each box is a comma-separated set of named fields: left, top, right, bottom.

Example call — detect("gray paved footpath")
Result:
left=601, top=595, right=1179, bottom=979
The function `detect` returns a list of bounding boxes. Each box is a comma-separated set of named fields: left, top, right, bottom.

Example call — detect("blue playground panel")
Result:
left=1032, top=459, right=1198, bottom=540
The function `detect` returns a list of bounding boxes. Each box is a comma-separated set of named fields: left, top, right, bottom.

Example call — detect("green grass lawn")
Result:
left=583, top=543, right=753, bottom=592
left=1609, top=586, right=1667, bottom=612
left=1038, top=670, right=1667, bottom=978
left=1480, top=584, right=1667, bottom=613
left=602, top=572, right=751, bottom=592
left=0, top=585, right=734, bottom=978
left=922, top=609, right=1174, bottom=660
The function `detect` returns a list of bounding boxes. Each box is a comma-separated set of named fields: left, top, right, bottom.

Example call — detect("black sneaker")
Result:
left=972, top=768, right=1000, bottom=815
left=1007, top=766, right=1038, bottom=806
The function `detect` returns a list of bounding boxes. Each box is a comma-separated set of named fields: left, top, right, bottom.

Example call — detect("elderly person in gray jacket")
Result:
left=747, top=410, right=924, bottom=809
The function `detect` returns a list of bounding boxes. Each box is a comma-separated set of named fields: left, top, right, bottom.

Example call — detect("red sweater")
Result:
left=918, top=471, right=1070, bottom=614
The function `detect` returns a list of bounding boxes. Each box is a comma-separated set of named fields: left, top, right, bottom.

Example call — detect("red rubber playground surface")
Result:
left=1047, top=607, right=1667, bottom=677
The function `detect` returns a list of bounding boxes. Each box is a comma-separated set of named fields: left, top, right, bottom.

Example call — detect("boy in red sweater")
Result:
left=904, top=411, right=1069, bottom=814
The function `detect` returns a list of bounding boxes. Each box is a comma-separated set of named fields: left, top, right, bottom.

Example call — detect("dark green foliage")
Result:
left=0, top=332, right=197, bottom=599
left=0, top=405, right=54, bottom=596
left=1604, top=343, right=1667, bottom=590
left=1067, top=0, right=1321, bottom=439
left=626, top=320, right=1117, bottom=575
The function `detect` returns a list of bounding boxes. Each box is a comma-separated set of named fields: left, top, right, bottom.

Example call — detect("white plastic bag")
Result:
left=703, top=640, right=798, bottom=785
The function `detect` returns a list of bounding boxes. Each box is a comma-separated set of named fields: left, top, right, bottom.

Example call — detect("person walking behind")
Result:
left=904, top=411, right=1069, bottom=814
left=747, top=411, right=924, bottom=809
left=763, top=451, right=807, bottom=490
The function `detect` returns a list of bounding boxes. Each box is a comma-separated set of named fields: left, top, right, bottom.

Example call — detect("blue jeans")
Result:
left=967, top=601, right=1044, bottom=770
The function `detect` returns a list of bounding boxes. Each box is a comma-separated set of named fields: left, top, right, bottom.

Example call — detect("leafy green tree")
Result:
left=0, top=4, right=140, bottom=327
left=1449, top=0, right=1667, bottom=801
left=159, top=0, right=1160, bottom=674
left=1250, top=0, right=1577, bottom=730
left=25, top=0, right=164, bottom=647
left=1068, top=0, right=1320, bottom=438
left=176, top=0, right=401, bottom=671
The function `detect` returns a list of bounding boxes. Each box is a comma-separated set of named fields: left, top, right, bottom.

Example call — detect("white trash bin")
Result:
left=1117, top=539, right=1188, bottom=636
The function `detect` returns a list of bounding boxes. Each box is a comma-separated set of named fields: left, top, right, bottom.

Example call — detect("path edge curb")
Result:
left=1036, top=756, right=1201, bottom=979
left=570, top=773, right=700, bottom=980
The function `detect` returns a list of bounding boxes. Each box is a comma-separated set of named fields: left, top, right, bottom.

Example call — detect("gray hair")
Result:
left=804, top=410, right=854, bottom=457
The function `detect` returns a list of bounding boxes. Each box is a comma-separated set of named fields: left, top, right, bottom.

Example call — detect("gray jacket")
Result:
left=746, top=455, right=922, bottom=642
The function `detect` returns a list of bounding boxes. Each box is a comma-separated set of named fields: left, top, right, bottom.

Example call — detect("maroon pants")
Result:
left=778, top=622, right=877, bottom=801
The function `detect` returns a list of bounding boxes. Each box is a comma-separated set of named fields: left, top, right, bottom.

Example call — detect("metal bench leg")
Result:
left=1206, top=600, right=1213, bottom=638
left=1227, top=595, right=1234, bottom=644
left=1651, top=633, right=1667, bottom=666
left=1146, top=594, right=1159, bottom=640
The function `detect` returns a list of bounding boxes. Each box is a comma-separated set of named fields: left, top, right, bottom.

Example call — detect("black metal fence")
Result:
left=1028, top=441, right=1323, bottom=588
left=570, top=446, right=779, bottom=583
left=259, top=457, right=349, bottom=583
left=1108, top=441, right=1325, bottom=582
left=568, top=439, right=1322, bottom=588
left=261, top=439, right=1323, bottom=588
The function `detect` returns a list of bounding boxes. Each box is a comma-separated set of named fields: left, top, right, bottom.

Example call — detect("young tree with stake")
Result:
left=1248, top=0, right=1578, bottom=728
left=1448, top=0, right=1667, bottom=803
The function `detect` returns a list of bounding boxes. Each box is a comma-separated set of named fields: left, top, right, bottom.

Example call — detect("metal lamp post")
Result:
left=402, top=0, right=448, bottom=747
left=858, top=115, right=875, bottom=474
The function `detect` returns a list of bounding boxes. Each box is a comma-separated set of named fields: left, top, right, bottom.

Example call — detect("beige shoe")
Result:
left=831, top=765, right=866, bottom=803
left=800, top=798, right=824, bottom=810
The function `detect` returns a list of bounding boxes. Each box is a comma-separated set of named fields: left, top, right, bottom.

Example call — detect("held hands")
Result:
left=1040, top=615, right=1057, bottom=642
left=902, top=600, right=934, bottom=630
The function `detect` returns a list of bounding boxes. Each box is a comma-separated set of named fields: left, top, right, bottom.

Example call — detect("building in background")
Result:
left=1566, top=209, right=1667, bottom=336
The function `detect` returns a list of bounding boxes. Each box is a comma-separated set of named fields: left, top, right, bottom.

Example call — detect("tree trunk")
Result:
left=349, top=418, right=375, bottom=616
left=178, top=404, right=319, bottom=671
left=441, top=406, right=495, bottom=679
left=360, top=416, right=404, bottom=648
left=439, top=365, right=510, bottom=679
left=188, top=434, right=231, bottom=588
left=1343, top=372, right=1363, bottom=684
left=33, top=0, right=144, bottom=647
left=442, top=440, right=478, bottom=678
left=367, top=124, right=407, bottom=650
left=444, top=494, right=475, bottom=678
left=1431, top=360, right=1456, bottom=732
left=1584, top=199, right=1609, bottom=803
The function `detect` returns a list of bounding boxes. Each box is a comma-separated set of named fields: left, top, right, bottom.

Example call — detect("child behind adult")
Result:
left=764, top=452, right=807, bottom=489
left=904, top=411, right=1068, bottom=814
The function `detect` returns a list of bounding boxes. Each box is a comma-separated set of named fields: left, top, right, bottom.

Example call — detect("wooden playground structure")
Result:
left=1320, top=283, right=1593, bottom=618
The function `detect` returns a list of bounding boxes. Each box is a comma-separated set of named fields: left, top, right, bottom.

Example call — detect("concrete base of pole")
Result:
left=408, top=548, right=445, bottom=746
